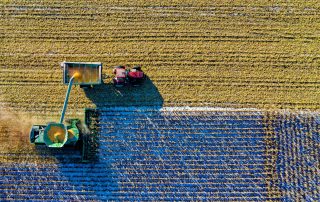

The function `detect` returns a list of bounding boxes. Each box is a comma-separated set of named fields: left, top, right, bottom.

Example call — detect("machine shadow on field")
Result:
left=25, top=75, right=164, bottom=200
left=32, top=75, right=163, bottom=164
left=81, top=75, right=164, bottom=162
left=83, top=75, right=164, bottom=108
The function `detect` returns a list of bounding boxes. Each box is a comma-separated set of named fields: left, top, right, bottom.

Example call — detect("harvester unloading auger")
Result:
left=29, top=62, right=103, bottom=162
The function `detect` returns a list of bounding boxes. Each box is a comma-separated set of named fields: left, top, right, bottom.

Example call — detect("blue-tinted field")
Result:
left=1, top=107, right=319, bottom=201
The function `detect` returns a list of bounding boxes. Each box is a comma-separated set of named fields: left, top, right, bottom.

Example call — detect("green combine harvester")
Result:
left=29, top=62, right=102, bottom=162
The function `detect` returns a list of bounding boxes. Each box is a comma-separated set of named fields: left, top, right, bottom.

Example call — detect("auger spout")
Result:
left=59, top=72, right=80, bottom=124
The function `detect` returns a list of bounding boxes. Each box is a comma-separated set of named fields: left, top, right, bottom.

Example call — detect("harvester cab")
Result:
left=29, top=62, right=102, bottom=162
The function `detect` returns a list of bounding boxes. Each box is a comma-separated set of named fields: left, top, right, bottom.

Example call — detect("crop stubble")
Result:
left=0, top=0, right=320, bottom=115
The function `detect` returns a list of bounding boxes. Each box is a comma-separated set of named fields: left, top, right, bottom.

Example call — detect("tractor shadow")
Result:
left=83, top=75, right=164, bottom=107
left=77, top=75, right=164, bottom=164
left=80, top=74, right=164, bottom=162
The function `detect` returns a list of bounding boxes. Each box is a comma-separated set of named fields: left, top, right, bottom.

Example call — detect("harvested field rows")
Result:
left=1, top=107, right=319, bottom=200
left=265, top=111, right=320, bottom=201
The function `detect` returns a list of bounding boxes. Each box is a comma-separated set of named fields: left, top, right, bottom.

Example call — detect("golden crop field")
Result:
left=1, top=0, right=320, bottom=117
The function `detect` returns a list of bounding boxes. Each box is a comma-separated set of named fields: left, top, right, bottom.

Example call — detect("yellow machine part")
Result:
left=67, top=129, right=75, bottom=139
left=68, top=67, right=99, bottom=84
left=73, top=72, right=81, bottom=79
left=47, top=126, right=67, bottom=143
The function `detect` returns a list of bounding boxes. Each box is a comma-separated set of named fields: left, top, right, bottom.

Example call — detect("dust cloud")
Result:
left=0, top=108, right=36, bottom=136
left=0, top=107, right=40, bottom=152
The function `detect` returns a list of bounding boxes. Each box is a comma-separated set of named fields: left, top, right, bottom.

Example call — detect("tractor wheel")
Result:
left=113, top=78, right=125, bottom=87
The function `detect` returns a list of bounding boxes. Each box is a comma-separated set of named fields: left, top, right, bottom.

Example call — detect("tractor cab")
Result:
left=127, top=66, right=145, bottom=86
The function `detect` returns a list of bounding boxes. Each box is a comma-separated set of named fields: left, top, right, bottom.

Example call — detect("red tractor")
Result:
left=113, top=66, right=145, bottom=87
